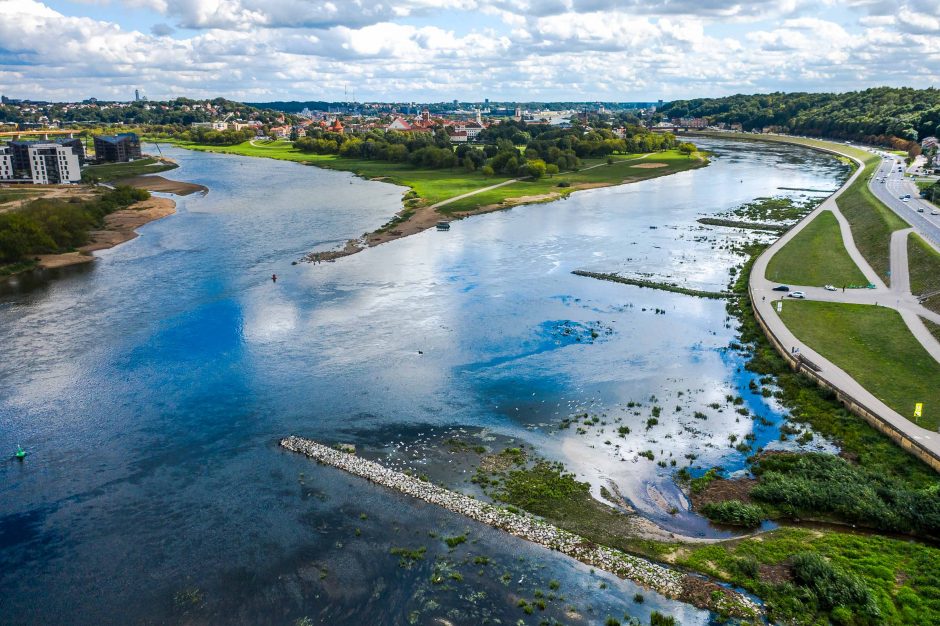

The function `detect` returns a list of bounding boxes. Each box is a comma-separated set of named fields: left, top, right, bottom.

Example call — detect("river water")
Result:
left=0, top=139, right=847, bottom=624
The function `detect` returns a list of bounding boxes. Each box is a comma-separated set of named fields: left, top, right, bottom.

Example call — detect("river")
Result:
left=0, top=138, right=847, bottom=624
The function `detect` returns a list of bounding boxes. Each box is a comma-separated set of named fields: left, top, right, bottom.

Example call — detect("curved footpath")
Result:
left=750, top=140, right=940, bottom=470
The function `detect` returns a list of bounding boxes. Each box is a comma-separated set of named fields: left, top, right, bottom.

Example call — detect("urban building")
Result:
left=1, top=142, right=81, bottom=184
left=94, top=133, right=141, bottom=162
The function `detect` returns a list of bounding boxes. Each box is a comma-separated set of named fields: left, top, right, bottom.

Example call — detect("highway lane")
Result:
left=868, top=154, right=940, bottom=248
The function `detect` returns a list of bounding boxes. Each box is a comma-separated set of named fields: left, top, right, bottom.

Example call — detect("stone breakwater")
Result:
left=280, top=435, right=761, bottom=620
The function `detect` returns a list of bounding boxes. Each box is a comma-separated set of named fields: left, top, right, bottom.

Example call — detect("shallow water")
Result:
left=0, top=139, right=846, bottom=623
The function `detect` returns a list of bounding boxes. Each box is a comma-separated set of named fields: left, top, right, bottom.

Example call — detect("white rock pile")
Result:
left=280, top=435, right=760, bottom=619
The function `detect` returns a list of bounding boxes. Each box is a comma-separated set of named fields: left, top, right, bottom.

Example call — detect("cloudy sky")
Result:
left=1, top=0, right=939, bottom=102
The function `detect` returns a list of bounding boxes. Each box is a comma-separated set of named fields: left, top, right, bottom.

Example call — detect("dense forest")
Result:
left=294, top=122, right=679, bottom=177
left=661, top=88, right=940, bottom=146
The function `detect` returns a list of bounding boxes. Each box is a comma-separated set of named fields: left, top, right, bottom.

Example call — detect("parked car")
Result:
left=788, top=291, right=806, bottom=299
left=772, top=285, right=790, bottom=292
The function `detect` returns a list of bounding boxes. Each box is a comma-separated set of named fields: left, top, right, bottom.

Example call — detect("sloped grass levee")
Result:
left=81, top=157, right=177, bottom=183
left=908, top=232, right=940, bottom=314
left=764, top=210, right=868, bottom=287
left=778, top=300, right=940, bottom=429
left=0, top=186, right=150, bottom=266
left=834, top=154, right=908, bottom=284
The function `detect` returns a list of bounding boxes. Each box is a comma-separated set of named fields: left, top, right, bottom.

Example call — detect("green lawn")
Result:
left=923, top=317, right=940, bottom=344
left=765, top=210, right=868, bottom=287
left=835, top=155, right=909, bottom=284
left=908, top=234, right=940, bottom=314
left=163, top=139, right=706, bottom=215
left=82, top=157, right=178, bottom=182
left=665, top=527, right=940, bottom=626
left=779, top=300, right=940, bottom=428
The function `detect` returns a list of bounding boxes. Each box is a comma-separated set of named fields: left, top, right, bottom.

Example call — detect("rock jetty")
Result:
left=280, top=435, right=761, bottom=620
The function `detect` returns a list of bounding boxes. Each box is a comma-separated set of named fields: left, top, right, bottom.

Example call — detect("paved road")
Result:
left=869, top=155, right=940, bottom=248
left=750, top=142, right=940, bottom=462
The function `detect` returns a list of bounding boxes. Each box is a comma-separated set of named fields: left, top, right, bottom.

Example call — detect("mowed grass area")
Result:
left=923, top=317, right=940, bottom=343
left=160, top=139, right=706, bottom=215
left=440, top=150, right=706, bottom=214
left=779, top=300, right=940, bottom=428
left=765, top=210, right=868, bottom=287
left=836, top=154, right=909, bottom=284
left=663, top=527, right=940, bottom=626
left=908, top=233, right=940, bottom=314
left=161, top=139, right=512, bottom=206
left=82, top=157, right=178, bottom=182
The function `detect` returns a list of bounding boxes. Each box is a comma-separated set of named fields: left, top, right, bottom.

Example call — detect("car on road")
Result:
left=772, top=285, right=790, bottom=292
left=918, top=207, right=924, bottom=212
left=788, top=291, right=806, bottom=299
left=824, top=285, right=837, bottom=291
left=902, top=197, right=910, bottom=202
left=932, top=209, right=939, bottom=215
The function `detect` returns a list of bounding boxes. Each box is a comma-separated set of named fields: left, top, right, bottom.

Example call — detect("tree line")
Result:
left=293, top=122, right=679, bottom=178
left=660, top=87, right=940, bottom=148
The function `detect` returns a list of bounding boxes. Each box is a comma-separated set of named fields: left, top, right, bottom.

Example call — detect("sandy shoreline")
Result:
left=34, top=196, right=177, bottom=270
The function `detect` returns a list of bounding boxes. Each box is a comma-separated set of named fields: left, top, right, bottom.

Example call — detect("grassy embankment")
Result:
left=162, top=139, right=706, bottom=215
left=908, top=233, right=940, bottom=314
left=470, top=444, right=940, bottom=626
left=778, top=300, right=940, bottom=427
left=81, top=157, right=178, bottom=183
left=764, top=210, right=868, bottom=287
left=924, top=317, right=940, bottom=343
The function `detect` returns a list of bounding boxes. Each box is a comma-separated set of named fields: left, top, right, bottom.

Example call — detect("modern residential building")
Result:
left=0, top=142, right=81, bottom=184
left=0, top=145, right=13, bottom=180
left=94, top=132, right=141, bottom=162
left=5, top=139, right=84, bottom=183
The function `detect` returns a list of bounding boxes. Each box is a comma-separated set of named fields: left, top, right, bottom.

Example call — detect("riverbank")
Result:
left=280, top=435, right=761, bottom=620
left=33, top=196, right=176, bottom=270
left=161, top=139, right=707, bottom=264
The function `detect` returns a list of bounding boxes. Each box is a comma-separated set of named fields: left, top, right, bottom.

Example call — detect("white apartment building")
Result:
left=0, top=146, right=12, bottom=180
left=27, top=143, right=81, bottom=184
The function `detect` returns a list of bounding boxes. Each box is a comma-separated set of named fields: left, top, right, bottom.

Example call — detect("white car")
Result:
left=824, top=285, right=837, bottom=291
left=788, top=291, right=806, bottom=299
left=932, top=210, right=939, bottom=216
left=902, top=197, right=910, bottom=202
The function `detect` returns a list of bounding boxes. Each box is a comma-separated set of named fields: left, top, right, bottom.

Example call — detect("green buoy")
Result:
left=14, top=445, right=26, bottom=460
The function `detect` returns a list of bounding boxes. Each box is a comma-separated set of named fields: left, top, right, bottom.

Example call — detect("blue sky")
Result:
left=2, top=0, right=939, bottom=102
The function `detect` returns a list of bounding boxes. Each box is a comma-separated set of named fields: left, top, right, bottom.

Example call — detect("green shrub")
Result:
left=700, top=500, right=765, bottom=527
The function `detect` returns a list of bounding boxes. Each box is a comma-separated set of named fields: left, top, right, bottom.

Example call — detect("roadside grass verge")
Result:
left=923, top=317, right=940, bottom=343
left=908, top=233, right=940, bottom=314
left=82, top=157, right=177, bottom=182
left=765, top=210, right=868, bottom=287
left=778, top=300, right=940, bottom=428
left=835, top=155, right=908, bottom=284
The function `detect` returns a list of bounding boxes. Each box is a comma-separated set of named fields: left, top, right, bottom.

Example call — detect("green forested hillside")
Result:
left=661, top=88, right=940, bottom=145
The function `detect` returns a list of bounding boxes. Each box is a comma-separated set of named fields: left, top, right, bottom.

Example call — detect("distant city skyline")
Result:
left=2, top=0, right=939, bottom=102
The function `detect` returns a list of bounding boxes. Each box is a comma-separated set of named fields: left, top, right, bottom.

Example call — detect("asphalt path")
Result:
left=749, top=142, right=940, bottom=460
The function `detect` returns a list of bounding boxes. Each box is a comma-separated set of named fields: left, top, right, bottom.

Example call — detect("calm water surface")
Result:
left=0, top=139, right=846, bottom=624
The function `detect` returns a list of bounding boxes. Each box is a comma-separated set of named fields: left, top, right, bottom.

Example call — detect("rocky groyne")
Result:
left=280, top=435, right=761, bottom=619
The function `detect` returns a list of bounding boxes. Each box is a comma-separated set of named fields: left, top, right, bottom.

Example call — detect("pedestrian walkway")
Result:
left=749, top=142, right=940, bottom=467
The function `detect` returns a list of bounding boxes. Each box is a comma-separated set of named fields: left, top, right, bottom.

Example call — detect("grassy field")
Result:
left=779, top=300, right=940, bottom=428
left=163, top=139, right=705, bottom=215
left=82, top=157, right=178, bottom=182
left=765, top=210, right=868, bottom=287
left=0, top=188, right=46, bottom=204
left=908, top=233, right=940, bottom=314
left=836, top=154, right=909, bottom=284
left=664, top=527, right=940, bottom=626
